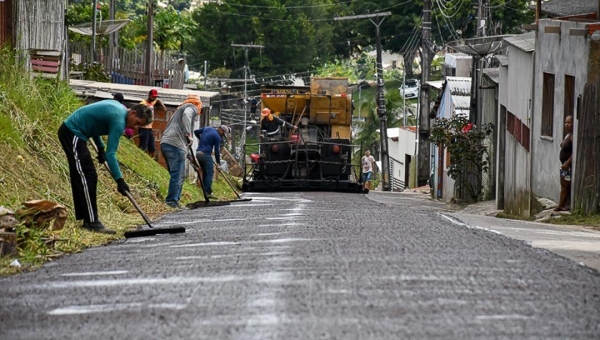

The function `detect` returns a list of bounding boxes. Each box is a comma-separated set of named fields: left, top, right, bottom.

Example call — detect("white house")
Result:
left=387, top=126, right=418, bottom=191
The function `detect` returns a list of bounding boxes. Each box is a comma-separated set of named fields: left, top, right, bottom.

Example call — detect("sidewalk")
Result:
left=367, top=188, right=600, bottom=272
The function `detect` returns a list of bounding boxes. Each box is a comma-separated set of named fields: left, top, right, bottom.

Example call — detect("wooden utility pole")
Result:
left=335, top=12, right=392, bottom=191
left=92, top=0, right=98, bottom=63
left=145, top=0, right=154, bottom=86
left=109, top=0, right=116, bottom=67
left=418, top=1, right=431, bottom=186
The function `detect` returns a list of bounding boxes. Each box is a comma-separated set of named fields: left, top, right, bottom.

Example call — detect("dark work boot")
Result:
left=82, top=221, right=116, bottom=234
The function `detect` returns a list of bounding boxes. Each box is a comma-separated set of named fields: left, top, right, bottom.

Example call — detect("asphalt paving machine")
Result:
left=242, top=77, right=363, bottom=192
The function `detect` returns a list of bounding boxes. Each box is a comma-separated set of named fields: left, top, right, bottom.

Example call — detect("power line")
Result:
left=216, top=0, right=357, bottom=9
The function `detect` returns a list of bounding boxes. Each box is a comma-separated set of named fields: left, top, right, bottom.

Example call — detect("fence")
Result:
left=69, top=42, right=186, bottom=89
left=574, top=80, right=600, bottom=215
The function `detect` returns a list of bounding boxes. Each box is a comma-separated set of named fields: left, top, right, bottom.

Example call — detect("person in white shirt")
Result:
left=361, top=149, right=376, bottom=191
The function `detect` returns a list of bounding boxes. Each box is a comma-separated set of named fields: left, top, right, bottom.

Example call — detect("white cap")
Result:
left=219, top=125, right=231, bottom=138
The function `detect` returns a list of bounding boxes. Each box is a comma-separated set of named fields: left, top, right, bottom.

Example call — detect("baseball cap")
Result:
left=149, top=88, right=159, bottom=97
left=261, top=108, right=271, bottom=117
left=219, top=125, right=231, bottom=138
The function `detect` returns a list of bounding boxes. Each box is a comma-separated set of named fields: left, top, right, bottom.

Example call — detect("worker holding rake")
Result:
left=58, top=100, right=153, bottom=234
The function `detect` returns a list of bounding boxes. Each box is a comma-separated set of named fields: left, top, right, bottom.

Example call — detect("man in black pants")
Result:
left=58, top=100, right=153, bottom=234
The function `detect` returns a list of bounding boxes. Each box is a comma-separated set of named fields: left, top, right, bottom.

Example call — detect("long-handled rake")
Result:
left=186, top=144, right=231, bottom=209
left=91, top=142, right=185, bottom=238
left=212, top=159, right=252, bottom=203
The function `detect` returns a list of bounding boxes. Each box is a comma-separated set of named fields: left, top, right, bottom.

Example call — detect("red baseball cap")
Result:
left=149, top=89, right=159, bottom=97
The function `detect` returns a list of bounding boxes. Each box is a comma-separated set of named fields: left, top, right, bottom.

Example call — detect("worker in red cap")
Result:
left=138, top=88, right=165, bottom=158
left=260, top=108, right=296, bottom=138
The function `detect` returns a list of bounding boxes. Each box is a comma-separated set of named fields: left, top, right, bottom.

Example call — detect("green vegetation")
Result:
left=0, top=47, right=234, bottom=275
left=547, top=214, right=600, bottom=231
left=430, top=115, right=493, bottom=202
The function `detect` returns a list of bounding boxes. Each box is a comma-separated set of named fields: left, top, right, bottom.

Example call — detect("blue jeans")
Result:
left=161, top=143, right=186, bottom=205
left=196, top=152, right=214, bottom=195
left=362, top=171, right=372, bottom=183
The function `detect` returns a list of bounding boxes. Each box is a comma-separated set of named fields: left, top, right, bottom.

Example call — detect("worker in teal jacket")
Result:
left=58, top=100, right=153, bottom=234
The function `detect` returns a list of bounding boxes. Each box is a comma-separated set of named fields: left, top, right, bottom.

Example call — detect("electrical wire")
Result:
left=216, top=0, right=357, bottom=9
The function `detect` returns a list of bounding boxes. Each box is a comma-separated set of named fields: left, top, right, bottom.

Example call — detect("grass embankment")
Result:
left=547, top=214, right=600, bottom=231
left=0, top=48, right=236, bottom=275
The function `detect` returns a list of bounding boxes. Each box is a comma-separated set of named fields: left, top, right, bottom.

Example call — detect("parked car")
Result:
left=399, top=79, right=420, bottom=99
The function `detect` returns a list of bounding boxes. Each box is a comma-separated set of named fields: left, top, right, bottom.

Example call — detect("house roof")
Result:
left=387, top=126, right=417, bottom=138
left=504, top=31, right=536, bottom=53
left=446, top=77, right=471, bottom=116
left=495, top=55, right=509, bottom=66
left=483, top=68, right=500, bottom=84
left=69, top=80, right=219, bottom=106
left=537, top=0, right=597, bottom=17
left=425, top=80, right=444, bottom=90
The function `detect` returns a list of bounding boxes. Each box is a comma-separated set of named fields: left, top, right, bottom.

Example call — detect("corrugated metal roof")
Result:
left=446, top=77, right=471, bottom=115
left=537, top=0, right=597, bottom=17
left=504, top=32, right=536, bottom=52
left=446, top=77, right=471, bottom=97
left=425, top=80, right=444, bottom=90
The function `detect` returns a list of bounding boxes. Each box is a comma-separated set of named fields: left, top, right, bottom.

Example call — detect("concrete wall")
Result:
left=501, top=47, right=534, bottom=216
left=496, top=65, right=509, bottom=210
left=532, top=20, right=590, bottom=202
left=388, top=128, right=417, bottom=190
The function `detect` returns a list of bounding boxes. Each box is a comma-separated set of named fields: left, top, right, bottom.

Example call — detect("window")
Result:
left=564, top=75, right=575, bottom=127
left=541, top=72, right=555, bottom=137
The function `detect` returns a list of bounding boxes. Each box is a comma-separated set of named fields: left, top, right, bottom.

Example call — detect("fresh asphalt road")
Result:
left=1, top=191, right=600, bottom=339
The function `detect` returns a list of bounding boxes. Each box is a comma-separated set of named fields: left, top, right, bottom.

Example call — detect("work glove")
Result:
left=186, top=135, right=193, bottom=146
left=96, top=147, right=106, bottom=164
left=116, top=178, right=130, bottom=196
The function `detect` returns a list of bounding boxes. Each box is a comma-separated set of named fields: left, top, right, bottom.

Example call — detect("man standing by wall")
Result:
left=138, top=88, right=165, bottom=159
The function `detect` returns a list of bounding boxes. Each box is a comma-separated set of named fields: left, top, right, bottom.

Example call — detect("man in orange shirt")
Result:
left=138, top=88, right=165, bottom=158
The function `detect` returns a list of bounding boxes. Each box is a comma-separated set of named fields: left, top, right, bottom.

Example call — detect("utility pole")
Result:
left=109, top=0, right=116, bottom=67
left=204, top=60, right=208, bottom=90
left=418, top=0, right=432, bottom=187
left=402, top=62, right=406, bottom=128
left=145, top=0, right=155, bottom=86
left=231, top=43, right=264, bottom=148
left=335, top=12, right=392, bottom=191
left=92, top=0, right=98, bottom=63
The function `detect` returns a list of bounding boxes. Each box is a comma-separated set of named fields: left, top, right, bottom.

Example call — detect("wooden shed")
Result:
left=0, top=0, right=67, bottom=79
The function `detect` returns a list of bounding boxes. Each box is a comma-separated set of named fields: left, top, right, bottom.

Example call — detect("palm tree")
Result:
left=353, top=99, right=380, bottom=159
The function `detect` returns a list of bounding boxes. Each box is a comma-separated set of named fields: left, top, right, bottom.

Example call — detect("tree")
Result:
left=153, top=5, right=196, bottom=54
left=187, top=0, right=342, bottom=80
left=429, top=115, right=493, bottom=202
